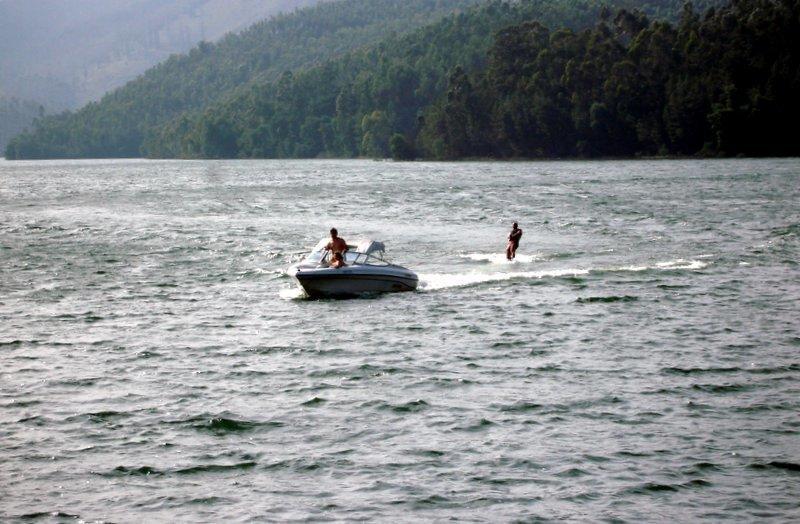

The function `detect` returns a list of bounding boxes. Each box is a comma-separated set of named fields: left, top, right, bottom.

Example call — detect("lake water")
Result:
left=1, top=158, right=798, bottom=521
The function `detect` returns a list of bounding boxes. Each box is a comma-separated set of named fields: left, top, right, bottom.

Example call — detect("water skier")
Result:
left=506, top=222, right=523, bottom=260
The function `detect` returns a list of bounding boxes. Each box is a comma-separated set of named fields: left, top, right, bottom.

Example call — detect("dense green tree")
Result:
left=419, top=0, right=800, bottom=159
left=360, top=111, right=392, bottom=158
left=389, top=133, right=416, bottom=160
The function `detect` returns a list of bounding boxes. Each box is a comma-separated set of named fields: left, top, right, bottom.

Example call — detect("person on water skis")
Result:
left=506, top=222, right=523, bottom=260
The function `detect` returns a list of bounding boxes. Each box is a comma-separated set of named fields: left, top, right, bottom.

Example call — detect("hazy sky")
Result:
left=0, top=0, right=325, bottom=107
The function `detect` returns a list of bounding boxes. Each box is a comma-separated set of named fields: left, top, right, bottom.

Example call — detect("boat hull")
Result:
left=289, top=266, right=418, bottom=298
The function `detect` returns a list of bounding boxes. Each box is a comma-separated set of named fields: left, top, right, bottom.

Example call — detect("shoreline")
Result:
left=4, top=154, right=800, bottom=163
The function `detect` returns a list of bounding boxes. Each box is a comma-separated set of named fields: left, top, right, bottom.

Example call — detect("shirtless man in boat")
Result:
left=506, top=222, right=523, bottom=260
left=326, top=228, right=348, bottom=265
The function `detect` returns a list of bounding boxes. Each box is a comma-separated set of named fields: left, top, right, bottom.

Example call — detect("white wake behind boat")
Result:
left=287, top=239, right=418, bottom=298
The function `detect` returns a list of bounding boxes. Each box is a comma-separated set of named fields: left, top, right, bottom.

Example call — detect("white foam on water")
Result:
left=279, top=287, right=306, bottom=300
left=615, top=259, right=708, bottom=272
left=657, top=259, right=709, bottom=270
left=419, top=268, right=590, bottom=291
left=419, top=258, right=709, bottom=291
left=459, top=252, right=541, bottom=264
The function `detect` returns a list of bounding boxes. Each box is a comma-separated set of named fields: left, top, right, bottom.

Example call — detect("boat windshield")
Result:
left=348, top=252, right=389, bottom=266
left=303, top=238, right=391, bottom=266
left=303, top=239, right=330, bottom=263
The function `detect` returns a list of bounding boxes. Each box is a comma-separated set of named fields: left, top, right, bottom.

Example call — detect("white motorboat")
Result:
left=287, top=239, right=418, bottom=298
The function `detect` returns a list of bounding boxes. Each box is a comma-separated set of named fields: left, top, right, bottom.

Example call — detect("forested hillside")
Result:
left=4, top=0, right=484, bottom=159
left=9, top=0, right=770, bottom=161
left=140, top=0, right=750, bottom=160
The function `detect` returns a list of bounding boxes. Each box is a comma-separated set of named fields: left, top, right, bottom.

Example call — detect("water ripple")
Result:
left=1, top=158, right=798, bottom=521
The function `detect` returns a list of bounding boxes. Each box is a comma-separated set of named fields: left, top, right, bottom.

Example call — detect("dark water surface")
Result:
left=1, top=158, right=798, bottom=522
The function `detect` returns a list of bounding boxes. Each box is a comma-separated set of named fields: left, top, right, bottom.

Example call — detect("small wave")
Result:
left=497, top=401, right=543, bottom=413
left=616, top=450, right=651, bottom=458
left=576, top=295, right=638, bottom=304
left=362, top=398, right=429, bottom=413
left=415, top=494, right=450, bottom=506
left=104, top=462, right=257, bottom=477
left=188, top=496, right=233, bottom=505
left=684, top=462, right=723, bottom=474
left=388, top=400, right=429, bottom=414
left=691, top=383, right=752, bottom=394
left=18, top=512, right=83, bottom=520
left=731, top=403, right=796, bottom=414
left=176, top=462, right=257, bottom=475
left=301, top=396, right=327, bottom=406
left=1, top=399, right=41, bottom=408
left=555, top=467, right=590, bottom=478
left=490, top=340, right=530, bottom=348
left=684, top=479, right=713, bottom=488
left=262, top=458, right=326, bottom=472
left=623, top=479, right=712, bottom=495
left=49, top=377, right=98, bottom=387
left=173, top=415, right=282, bottom=434
left=106, top=465, right=163, bottom=477
left=409, top=449, right=446, bottom=458
left=664, top=364, right=799, bottom=375
left=750, top=461, right=800, bottom=472
left=625, top=482, right=680, bottom=494
left=454, top=418, right=495, bottom=432
left=770, top=223, right=800, bottom=237
left=662, top=366, right=740, bottom=375
left=64, top=410, right=131, bottom=424
left=89, top=410, right=129, bottom=420
left=198, top=417, right=261, bottom=433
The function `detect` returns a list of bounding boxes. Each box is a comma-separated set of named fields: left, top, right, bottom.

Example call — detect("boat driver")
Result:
left=326, top=228, right=348, bottom=258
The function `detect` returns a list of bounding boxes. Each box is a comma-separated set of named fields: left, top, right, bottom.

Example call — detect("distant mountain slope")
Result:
left=0, top=0, right=326, bottom=109
left=5, top=0, right=483, bottom=159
